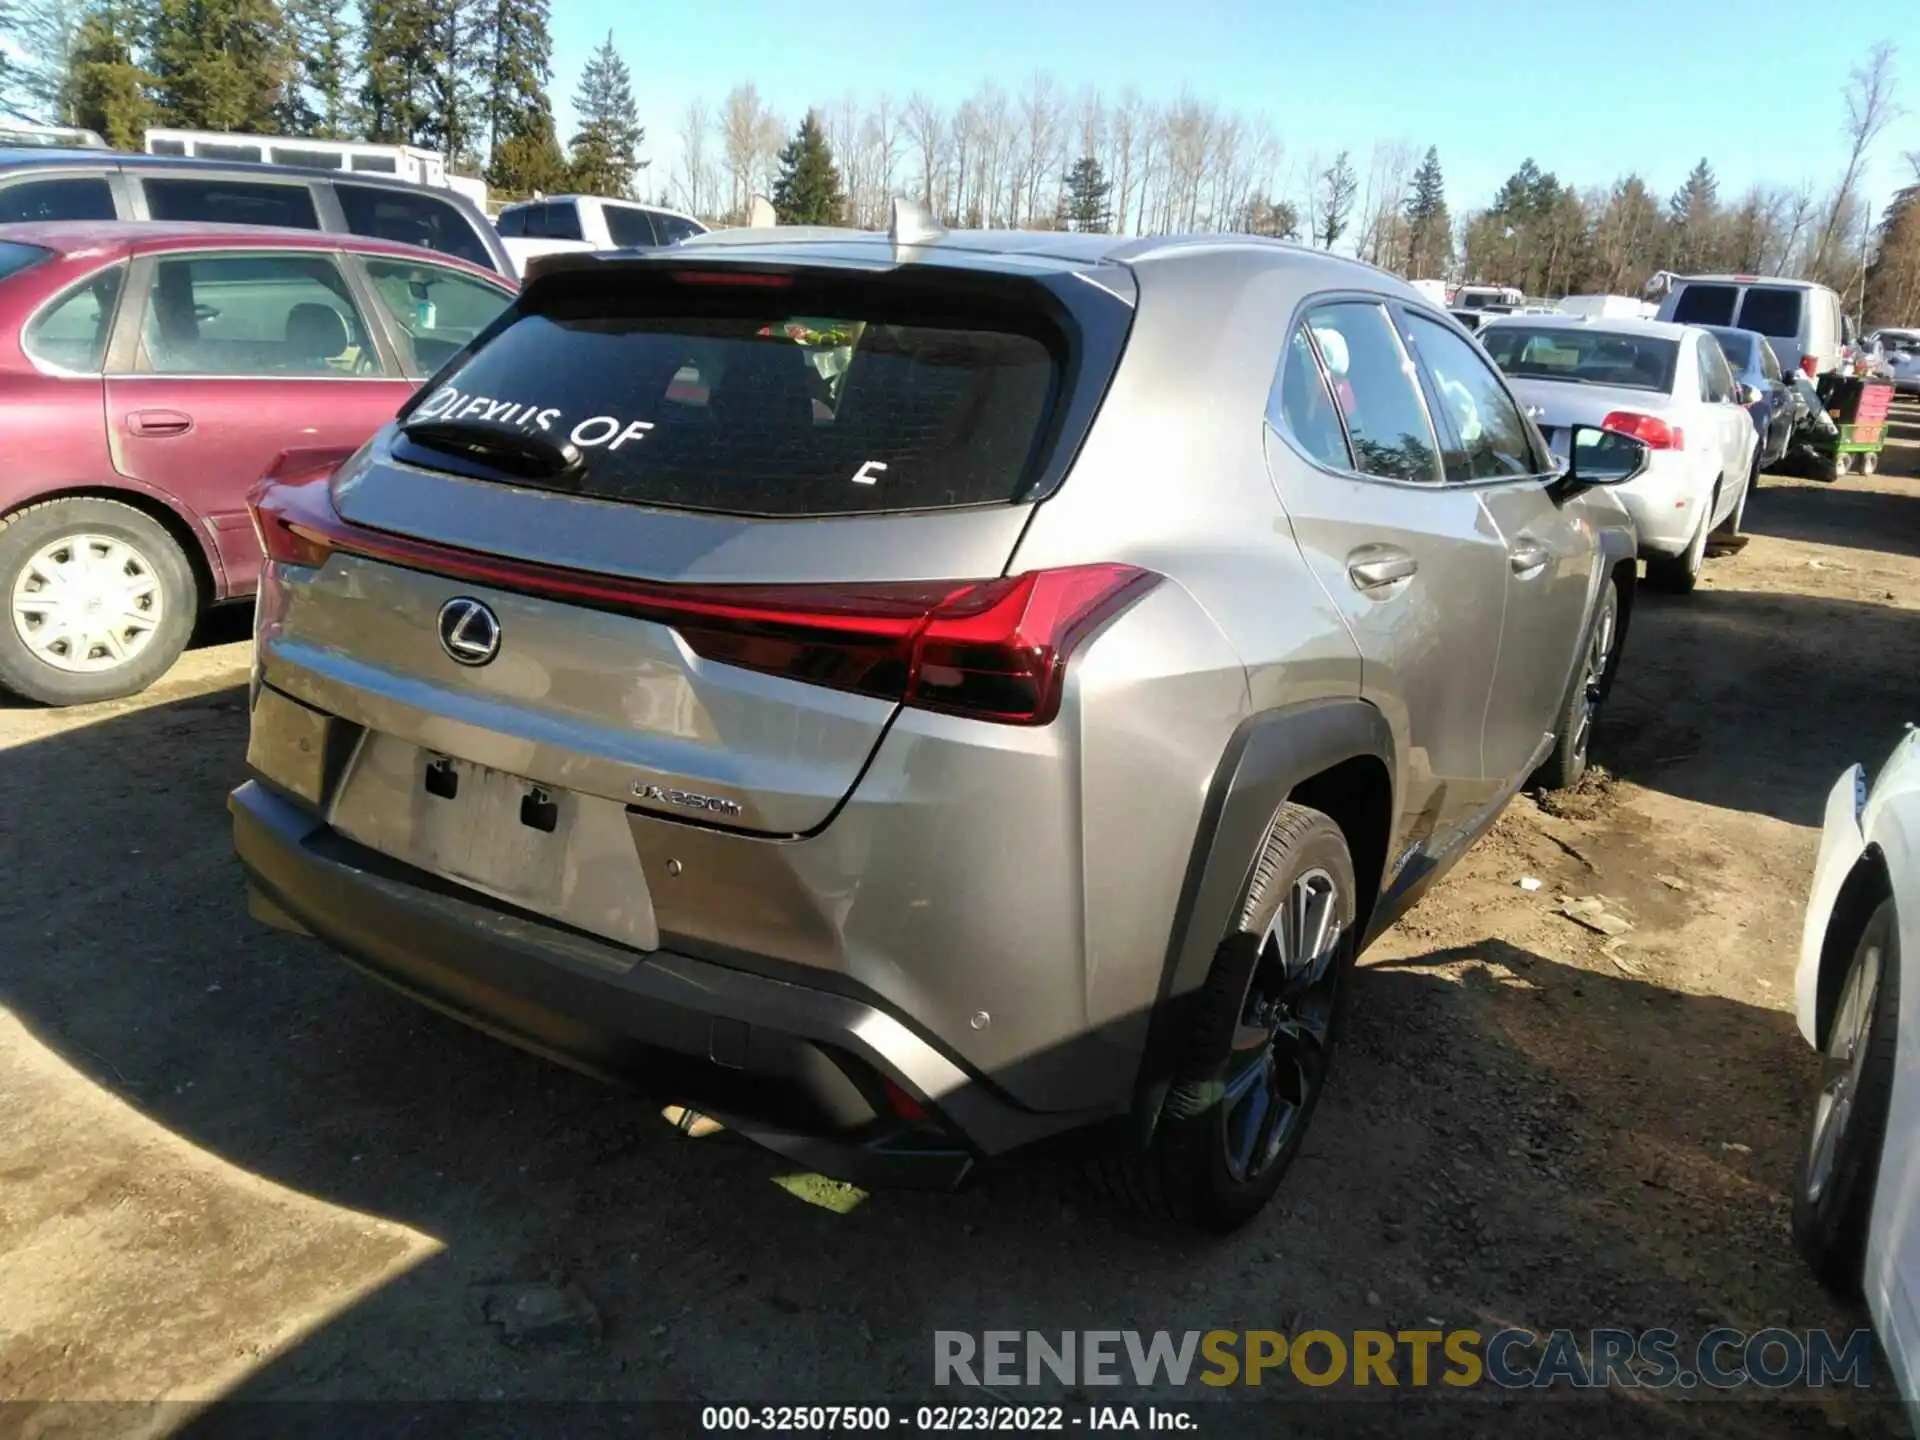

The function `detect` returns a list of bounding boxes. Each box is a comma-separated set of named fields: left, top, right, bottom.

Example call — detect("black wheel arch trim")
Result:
left=1127, top=698, right=1396, bottom=1144
left=1817, top=849, right=1894, bottom=1048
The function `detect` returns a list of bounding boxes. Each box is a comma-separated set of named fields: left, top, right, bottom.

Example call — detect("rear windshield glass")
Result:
left=1670, top=284, right=1737, bottom=325
left=409, top=300, right=1062, bottom=516
left=1482, top=326, right=1680, bottom=393
left=1735, top=286, right=1803, bottom=339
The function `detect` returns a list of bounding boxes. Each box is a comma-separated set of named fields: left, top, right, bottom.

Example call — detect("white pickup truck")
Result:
left=493, top=195, right=710, bottom=275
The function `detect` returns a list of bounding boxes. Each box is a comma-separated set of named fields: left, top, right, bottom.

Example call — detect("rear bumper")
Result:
left=1614, top=451, right=1712, bottom=555
left=231, top=779, right=1100, bottom=1189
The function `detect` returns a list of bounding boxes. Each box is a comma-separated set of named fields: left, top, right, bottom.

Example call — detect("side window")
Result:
left=496, top=207, right=526, bottom=238
left=0, top=175, right=117, bottom=223
left=1300, top=301, right=1442, bottom=483
left=602, top=204, right=661, bottom=248
left=334, top=183, right=495, bottom=270
left=1405, top=313, right=1539, bottom=480
left=1269, top=324, right=1351, bottom=469
left=1695, top=339, right=1731, bottom=401
left=1758, top=340, right=1782, bottom=383
left=24, top=264, right=126, bottom=373
left=360, top=257, right=512, bottom=374
left=144, top=178, right=320, bottom=229
left=546, top=201, right=585, bottom=241
left=653, top=214, right=703, bottom=244
left=136, top=253, right=384, bottom=377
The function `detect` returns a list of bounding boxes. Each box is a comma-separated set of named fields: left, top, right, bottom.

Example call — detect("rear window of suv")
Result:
left=1731, top=286, right=1803, bottom=340
left=406, top=293, right=1062, bottom=517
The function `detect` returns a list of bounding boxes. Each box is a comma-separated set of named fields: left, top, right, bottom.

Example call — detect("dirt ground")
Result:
left=2, top=408, right=1918, bottom=1438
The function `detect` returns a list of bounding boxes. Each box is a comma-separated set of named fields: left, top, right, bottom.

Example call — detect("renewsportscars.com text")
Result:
left=934, top=1327, right=1876, bottom=1391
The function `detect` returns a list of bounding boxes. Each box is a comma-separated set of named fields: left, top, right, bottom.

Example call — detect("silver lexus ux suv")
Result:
left=233, top=213, right=1643, bottom=1229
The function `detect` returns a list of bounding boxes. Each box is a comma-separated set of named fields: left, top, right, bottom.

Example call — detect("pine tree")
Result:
left=360, top=0, right=436, bottom=145
left=1402, top=146, right=1452, bottom=278
left=280, top=0, right=356, bottom=137
left=482, top=0, right=563, bottom=195
left=148, top=0, right=294, bottom=133
left=1667, top=158, right=1720, bottom=273
left=566, top=31, right=643, bottom=198
left=422, top=0, right=483, bottom=167
left=1062, top=154, right=1111, bottom=232
left=1315, top=150, right=1357, bottom=251
left=66, top=0, right=152, bottom=147
left=771, top=111, right=843, bottom=225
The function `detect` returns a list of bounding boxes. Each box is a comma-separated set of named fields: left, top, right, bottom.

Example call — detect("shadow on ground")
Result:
left=1744, top=474, right=1920, bottom=558
left=0, top=689, right=1898, bottom=1436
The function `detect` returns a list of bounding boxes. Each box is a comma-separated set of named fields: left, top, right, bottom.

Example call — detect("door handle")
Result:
left=1508, top=542, right=1551, bottom=578
left=1347, top=548, right=1419, bottom=591
left=126, top=409, right=194, bottom=437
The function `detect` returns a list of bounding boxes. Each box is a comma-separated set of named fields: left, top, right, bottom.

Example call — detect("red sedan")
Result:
left=0, top=220, right=515, bottom=705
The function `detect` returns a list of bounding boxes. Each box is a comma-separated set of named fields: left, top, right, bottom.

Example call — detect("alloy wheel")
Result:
left=1221, top=867, right=1346, bottom=1183
left=1804, top=940, right=1883, bottom=1205
left=9, top=532, right=165, bottom=674
left=1571, top=588, right=1617, bottom=764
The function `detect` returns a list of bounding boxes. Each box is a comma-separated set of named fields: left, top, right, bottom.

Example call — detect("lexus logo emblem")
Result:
left=437, top=597, right=501, bottom=666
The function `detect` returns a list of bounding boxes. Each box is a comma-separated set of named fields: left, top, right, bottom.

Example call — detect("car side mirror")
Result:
left=1734, top=383, right=1762, bottom=406
left=1560, top=424, right=1650, bottom=489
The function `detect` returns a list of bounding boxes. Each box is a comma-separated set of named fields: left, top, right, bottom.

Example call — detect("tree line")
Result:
left=5, top=7, right=1917, bottom=323
left=1, top=0, right=643, bottom=198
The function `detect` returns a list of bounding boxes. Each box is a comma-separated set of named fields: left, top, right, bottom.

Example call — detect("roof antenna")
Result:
left=890, top=196, right=945, bottom=254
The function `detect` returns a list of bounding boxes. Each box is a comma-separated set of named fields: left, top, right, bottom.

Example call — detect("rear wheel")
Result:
left=1534, top=574, right=1620, bottom=791
left=1861, top=451, right=1880, bottom=476
left=1712, top=460, right=1755, bottom=541
left=1645, top=500, right=1710, bottom=594
left=0, top=498, right=197, bottom=706
left=1835, top=451, right=1856, bottom=477
left=1101, top=804, right=1356, bottom=1231
left=1793, top=897, right=1900, bottom=1297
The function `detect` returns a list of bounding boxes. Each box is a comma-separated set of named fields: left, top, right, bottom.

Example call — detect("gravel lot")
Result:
left=3, top=408, right=1917, bottom=1437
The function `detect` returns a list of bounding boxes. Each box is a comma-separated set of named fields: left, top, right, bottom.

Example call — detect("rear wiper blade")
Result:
left=398, top=419, right=584, bottom=484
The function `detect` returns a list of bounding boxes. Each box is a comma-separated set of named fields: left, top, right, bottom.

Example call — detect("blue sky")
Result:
left=549, top=0, right=1918, bottom=216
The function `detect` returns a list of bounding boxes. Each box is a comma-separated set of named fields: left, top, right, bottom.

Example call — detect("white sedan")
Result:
left=1794, top=725, right=1920, bottom=1407
left=1480, top=315, right=1760, bottom=594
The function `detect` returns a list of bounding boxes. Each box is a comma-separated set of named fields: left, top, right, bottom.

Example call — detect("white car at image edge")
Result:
left=1794, top=724, right=1920, bottom=1414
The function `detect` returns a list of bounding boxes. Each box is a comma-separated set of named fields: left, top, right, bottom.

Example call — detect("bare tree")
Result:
left=1812, top=40, right=1903, bottom=274
left=676, top=99, right=716, bottom=220
left=905, top=90, right=946, bottom=214
left=1106, top=87, right=1144, bottom=235
left=1017, top=72, right=1064, bottom=225
left=720, top=82, right=776, bottom=222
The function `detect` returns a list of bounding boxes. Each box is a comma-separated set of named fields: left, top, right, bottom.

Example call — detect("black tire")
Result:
left=1793, top=897, right=1900, bottom=1297
left=1645, top=504, right=1708, bottom=595
left=1712, top=460, right=1755, bottom=541
left=1099, top=803, right=1357, bottom=1232
left=1534, top=573, right=1622, bottom=791
left=0, top=498, right=197, bottom=706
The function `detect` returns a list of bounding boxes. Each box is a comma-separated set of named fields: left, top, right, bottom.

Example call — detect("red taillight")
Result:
left=243, top=477, right=1155, bottom=727
left=1800, top=354, right=1818, bottom=377
left=248, top=470, right=344, bottom=568
left=881, top=1076, right=926, bottom=1121
left=1600, top=410, right=1685, bottom=451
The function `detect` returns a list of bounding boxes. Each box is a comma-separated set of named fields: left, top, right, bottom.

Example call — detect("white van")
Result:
left=1656, top=275, right=1843, bottom=378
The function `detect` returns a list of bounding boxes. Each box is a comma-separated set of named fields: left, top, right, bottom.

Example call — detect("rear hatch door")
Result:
left=274, top=245, right=1135, bottom=835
